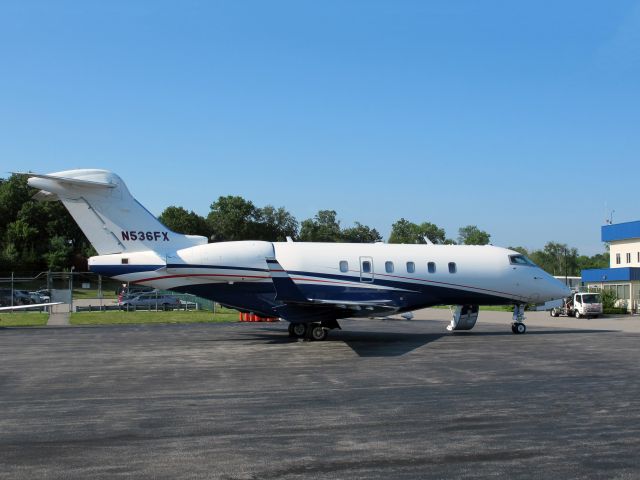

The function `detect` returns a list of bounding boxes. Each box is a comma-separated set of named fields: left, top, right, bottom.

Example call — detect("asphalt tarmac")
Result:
left=2, top=315, right=640, bottom=479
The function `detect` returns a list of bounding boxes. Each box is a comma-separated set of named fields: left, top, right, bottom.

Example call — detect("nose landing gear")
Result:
left=511, top=304, right=527, bottom=334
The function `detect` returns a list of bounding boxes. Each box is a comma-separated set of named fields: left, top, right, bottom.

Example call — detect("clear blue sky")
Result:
left=1, top=1, right=639, bottom=255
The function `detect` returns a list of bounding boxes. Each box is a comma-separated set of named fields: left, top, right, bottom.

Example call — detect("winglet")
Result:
left=266, top=258, right=309, bottom=303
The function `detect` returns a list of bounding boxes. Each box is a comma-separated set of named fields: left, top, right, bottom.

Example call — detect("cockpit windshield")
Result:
left=509, top=254, right=537, bottom=267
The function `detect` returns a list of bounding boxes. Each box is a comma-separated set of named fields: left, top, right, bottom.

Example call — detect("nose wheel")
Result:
left=511, top=304, right=527, bottom=334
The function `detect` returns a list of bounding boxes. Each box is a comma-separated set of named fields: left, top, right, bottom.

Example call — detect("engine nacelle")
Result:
left=447, top=305, right=479, bottom=331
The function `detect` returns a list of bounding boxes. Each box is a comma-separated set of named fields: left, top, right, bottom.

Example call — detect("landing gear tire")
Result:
left=290, top=323, right=307, bottom=338
left=511, top=322, right=526, bottom=334
left=308, top=324, right=328, bottom=341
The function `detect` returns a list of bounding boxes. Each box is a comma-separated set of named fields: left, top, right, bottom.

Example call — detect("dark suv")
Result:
left=0, top=289, right=34, bottom=306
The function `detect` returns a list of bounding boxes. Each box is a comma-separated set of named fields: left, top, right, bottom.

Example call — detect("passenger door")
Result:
left=359, top=256, right=374, bottom=283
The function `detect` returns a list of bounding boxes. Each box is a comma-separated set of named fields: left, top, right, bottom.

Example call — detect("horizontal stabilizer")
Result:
left=19, top=172, right=116, bottom=189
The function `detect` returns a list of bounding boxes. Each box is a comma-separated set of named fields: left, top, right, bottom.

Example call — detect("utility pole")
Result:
left=564, top=247, right=568, bottom=287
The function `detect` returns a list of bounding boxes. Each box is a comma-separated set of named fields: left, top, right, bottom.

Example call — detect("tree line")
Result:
left=0, top=173, right=608, bottom=273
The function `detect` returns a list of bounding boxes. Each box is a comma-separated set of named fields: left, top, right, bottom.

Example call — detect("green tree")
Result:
left=299, top=210, right=342, bottom=242
left=207, top=196, right=258, bottom=241
left=43, top=236, right=74, bottom=270
left=600, top=288, right=618, bottom=310
left=388, top=218, right=418, bottom=243
left=253, top=205, right=299, bottom=241
left=0, top=174, right=33, bottom=246
left=159, top=206, right=211, bottom=238
left=206, top=196, right=298, bottom=242
left=576, top=252, right=609, bottom=271
left=529, top=242, right=579, bottom=276
left=4, top=219, right=39, bottom=269
left=458, top=225, right=491, bottom=245
left=341, top=222, right=382, bottom=243
left=389, top=218, right=452, bottom=244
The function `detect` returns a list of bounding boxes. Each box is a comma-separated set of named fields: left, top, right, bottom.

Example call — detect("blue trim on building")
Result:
left=582, top=267, right=640, bottom=283
left=601, top=221, right=640, bottom=242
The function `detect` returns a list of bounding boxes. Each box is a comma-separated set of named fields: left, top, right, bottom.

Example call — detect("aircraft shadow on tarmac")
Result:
left=244, top=327, right=617, bottom=357
left=243, top=329, right=446, bottom=357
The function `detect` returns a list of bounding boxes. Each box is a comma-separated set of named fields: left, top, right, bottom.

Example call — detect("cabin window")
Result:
left=362, top=261, right=371, bottom=273
left=427, top=262, right=436, bottom=273
left=121, top=258, right=129, bottom=265
left=627, top=253, right=631, bottom=264
left=339, top=260, right=348, bottom=273
left=385, top=261, right=394, bottom=273
left=616, top=253, right=621, bottom=265
left=406, top=261, right=415, bottom=273
left=448, top=262, right=457, bottom=274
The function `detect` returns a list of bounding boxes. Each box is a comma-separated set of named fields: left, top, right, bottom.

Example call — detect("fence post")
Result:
left=98, top=275, right=103, bottom=311
left=11, top=272, right=14, bottom=308
left=69, top=266, right=75, bottom=313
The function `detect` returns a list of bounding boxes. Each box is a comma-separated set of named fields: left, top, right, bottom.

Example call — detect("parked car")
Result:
left=120, top=293, right=181, bottom=309
left=0, top=289, right=35, bottom=306
left=0, top=289, right=12, bottom=306
left=34, top=289, right=51, bottom=302
left=16, top=290, right=35, bottom=304
left=117, top=285, right=155, bottom=303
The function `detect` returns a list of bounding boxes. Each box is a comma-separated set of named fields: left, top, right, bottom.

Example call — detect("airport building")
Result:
left=582, top=220, right=640, bottom=312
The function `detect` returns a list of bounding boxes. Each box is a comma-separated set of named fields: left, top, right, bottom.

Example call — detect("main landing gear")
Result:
left=511, top=304, right=527, bottom=334
left=288, top=320, right=340, bottom=341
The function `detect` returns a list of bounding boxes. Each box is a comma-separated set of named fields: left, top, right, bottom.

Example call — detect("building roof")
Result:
left=582, top=267, right=640, bottom=283
left=602, top=220, right=640, bottom=242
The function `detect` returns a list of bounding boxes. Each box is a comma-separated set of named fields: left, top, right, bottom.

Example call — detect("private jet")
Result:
left=25, top=169, right=570, bottom=340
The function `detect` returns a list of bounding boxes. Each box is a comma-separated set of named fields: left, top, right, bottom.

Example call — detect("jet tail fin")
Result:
left=27, top=169, right=208, bottom=255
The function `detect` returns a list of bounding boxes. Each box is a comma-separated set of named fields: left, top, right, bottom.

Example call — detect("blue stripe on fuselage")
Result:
left=166, top=264, right=269, bottom=273
left=89, top=264, right=162, bottom=276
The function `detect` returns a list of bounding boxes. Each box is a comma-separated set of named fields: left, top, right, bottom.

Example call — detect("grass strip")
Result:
left=70, top=310, right=240, bottom=325
left=0, top=313, right=49, bottom=327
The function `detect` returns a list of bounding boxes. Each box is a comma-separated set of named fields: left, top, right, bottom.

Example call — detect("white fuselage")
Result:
left=89, top=241, right=570, bottom=317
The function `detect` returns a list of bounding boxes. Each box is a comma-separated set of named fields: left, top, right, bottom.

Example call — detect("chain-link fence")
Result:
left=0, top=271, right=216, bottom=312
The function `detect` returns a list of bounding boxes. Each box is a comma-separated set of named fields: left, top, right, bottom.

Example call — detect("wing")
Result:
left=0, top=302, right=63, bottom=312
left=266, top=258, right=398, bottom=322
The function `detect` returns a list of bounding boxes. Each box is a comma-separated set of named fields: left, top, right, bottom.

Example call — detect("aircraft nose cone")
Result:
left=558, top=283, right=572, bottom=299
left=549, top=280, right=572, bottom=300
left=535, top=269, right=572, bottom=301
